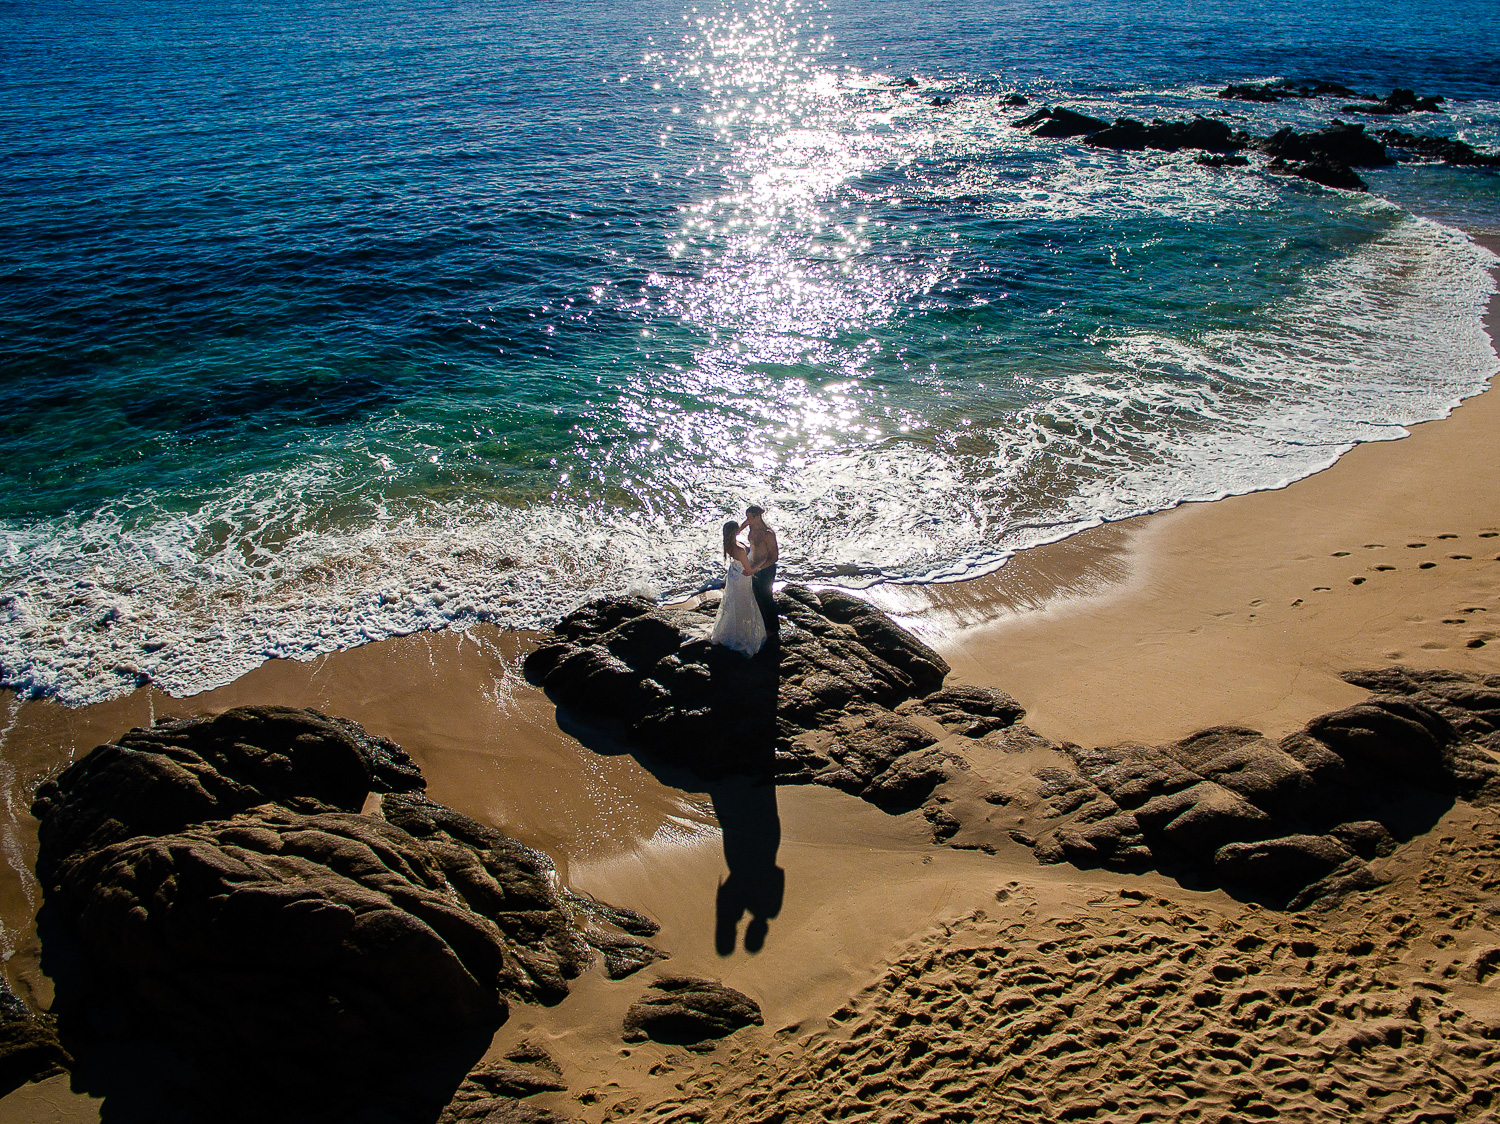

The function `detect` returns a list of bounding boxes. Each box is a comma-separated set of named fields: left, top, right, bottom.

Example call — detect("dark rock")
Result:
left=1086, top=116, right=1245, bottom=153
left=1266, top=156, right=1367, bottom=191
left=928, top=96, right=952, bottom=107
left=999, top=93, right=1029, bottom=107
left=0, top=979, right=70, bottom=1096
left=1015, top=107, right=1109, bottom=137
left=438, top=1046, right=570, bottom=1124
left=1041, top=813, right=1151, bottom=869
left=1196, top=153, right=1249, bottom=168
left=622, top=976, right=763, bottom=1045
left=1304, top=697, right=1456, bottom=785
left=890, top=76, right=919, bottom=89
left=897, top=683, right=1025, bottom=736
left=1065, top=743, right=1202, bottom=809
left=1219, top=79, right=1356, bottom=102
left=31, top=707, right=660, bottom=1118
left=1259, top=122, right=1392, bottom=167
left=526, top=588, right=953, bottom=801
left=1134, top=781, right=1273, bottom=853
left=1378, top=129, right=1500, bottom=166
left=1330, top=820, right=1398, bottom=859
left=1287, top=856, right=1386, bottom=911
left=1185, top=736, right=1316, bottom=818
left=1343, top=88, right=1445, bottom=115
left=1214, top=834, right=1358, bottom=896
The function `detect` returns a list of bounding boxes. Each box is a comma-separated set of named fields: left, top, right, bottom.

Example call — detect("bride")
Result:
left=711, top=519, right=767, bottom=657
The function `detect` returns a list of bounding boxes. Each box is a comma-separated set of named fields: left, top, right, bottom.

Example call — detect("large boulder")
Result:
left=1134, top=781, right=1273, bottom=853
left=524, top=588, right=956, bottom=806
left=1013, top=107, right=1109, bottom=137
left=31, top=708, right=661, bottom=1118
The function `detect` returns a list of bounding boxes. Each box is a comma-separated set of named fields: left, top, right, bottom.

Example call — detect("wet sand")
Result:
left=1, top=236, right=1497, bottom=1122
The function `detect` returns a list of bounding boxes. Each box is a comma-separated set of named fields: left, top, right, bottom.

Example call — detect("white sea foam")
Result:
left=0, top=214, right=1493, bottom=707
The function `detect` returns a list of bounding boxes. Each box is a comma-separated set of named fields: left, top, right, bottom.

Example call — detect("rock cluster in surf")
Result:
left=1000, top=78, right=1498, bottom=192
left=29, top=705, right=662, bottom=1121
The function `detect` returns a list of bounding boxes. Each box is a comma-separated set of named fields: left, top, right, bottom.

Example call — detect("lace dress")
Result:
left=711, top=558, right=766, bottom=657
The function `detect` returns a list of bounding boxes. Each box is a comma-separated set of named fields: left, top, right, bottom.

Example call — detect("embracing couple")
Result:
left=710, top=505, right=779, bottom=658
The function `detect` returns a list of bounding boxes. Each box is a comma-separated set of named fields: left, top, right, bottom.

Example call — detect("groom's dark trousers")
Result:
left=751, top=565, right=779, bottom=641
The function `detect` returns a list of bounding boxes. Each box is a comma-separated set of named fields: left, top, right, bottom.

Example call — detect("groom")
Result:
left=742, top=505, right=779, bottom=644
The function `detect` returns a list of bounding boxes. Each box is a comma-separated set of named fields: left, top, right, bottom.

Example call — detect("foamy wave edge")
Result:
left=2, top=215, right=1496, bottom=707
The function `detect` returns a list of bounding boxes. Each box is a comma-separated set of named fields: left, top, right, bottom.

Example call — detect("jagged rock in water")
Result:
left=1266, top=156, right=1367, bottom=191
left=1085, top=116, right=1247, bottom=153
left=1012, top=106, right=1109, bottom=137
left=523, top=586, right=956, bottom=806
left=1377, top=129, right=1500, bottom=167
left=1259, top=123, right=1392, bottom=165
left=30, top=706, right=659, bottom=1121
left=622, top=976, right=763, bottom=1046
left=0, top=979, right=70, bottom=1096
left=1218, top=79, right=1356, bottom=102
left=1343, top=87, right=1445, bottom=115
left=1196, top=153, right=1250, bottom=168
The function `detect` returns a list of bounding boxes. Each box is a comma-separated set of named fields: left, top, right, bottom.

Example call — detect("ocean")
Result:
left=1, top=0, right=1497, bottom=705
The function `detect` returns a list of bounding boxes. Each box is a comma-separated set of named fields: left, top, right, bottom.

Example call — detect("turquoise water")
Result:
left=1, top=0, right=1498, bottom=702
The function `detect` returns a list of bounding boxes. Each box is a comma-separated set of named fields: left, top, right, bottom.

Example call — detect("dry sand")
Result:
left=1, top=237, right=1497, bottom=1123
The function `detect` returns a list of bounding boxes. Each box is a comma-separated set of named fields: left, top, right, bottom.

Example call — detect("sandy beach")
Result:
left=2, top=238, right=1497, bottom=1123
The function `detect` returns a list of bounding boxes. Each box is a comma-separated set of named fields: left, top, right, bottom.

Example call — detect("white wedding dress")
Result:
left=711, top=558, right=766, bottom=657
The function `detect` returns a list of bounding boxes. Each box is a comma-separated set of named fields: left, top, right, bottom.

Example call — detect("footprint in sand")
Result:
left=1313, top=586, right=1331, bottom=592
left=1438, top=533, right=1458, bottom=539
left=1363, top=543, right=1385, bottom=549
left=1450, top=554, right=1472, bottom=560
left=1408, top=542, right=1428, bottom=548
left=1373, top=564, right=1395, bottom=571
left=1332, top=551, right=1350, bottom=557
left=1420, top=561, right=1437, bottom=569
left=1469, top=637, right=1491, bottom=648
left=1480, top=532, right=1498, bottom=538
left=1291, top=598, right=1304, bottom=607
left=1350, top=577, right=1366, bottom=585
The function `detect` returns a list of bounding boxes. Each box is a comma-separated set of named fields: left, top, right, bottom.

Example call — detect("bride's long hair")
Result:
left=722, top=520, right=740, bottom=557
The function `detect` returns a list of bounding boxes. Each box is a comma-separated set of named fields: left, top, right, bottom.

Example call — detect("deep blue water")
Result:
left=1, top=0, right=1498, bottom=702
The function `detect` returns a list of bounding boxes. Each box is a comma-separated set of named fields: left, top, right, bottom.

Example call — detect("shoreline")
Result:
left=1, top=231, right=1498, bottom=1121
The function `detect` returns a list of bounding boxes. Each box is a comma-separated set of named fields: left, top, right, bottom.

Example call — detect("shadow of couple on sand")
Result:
left=557, top=639, right=787, bottom=957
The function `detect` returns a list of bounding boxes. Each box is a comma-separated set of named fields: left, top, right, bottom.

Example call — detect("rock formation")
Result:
left=527, top=592, right=1500, bottom=913
left=31, top=706, right=661, bottom=1121
left=622, top=976, right=763, bottom=1047
left=1218, top=79, right=1356, bottom=102
left=1084, top=116, right=1248, bottom=154
left=1012, top=107, right=1110, bottom=138
left=1343, top=87, right=1445, bottom=115
left=0, top=978, right=70, bottom=1097
left=1379, top=128, right=1500, bottom=167
left=523, top=586, right=953, bottom=804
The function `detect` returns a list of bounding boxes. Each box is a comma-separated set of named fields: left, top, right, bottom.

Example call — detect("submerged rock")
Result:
left=1085, top=116, right=1247, bottom=153
left=1343, top=87, right=1445, bottom=115
left=1218, top=79, right=1357, bottom=102
left=1013, top=106, right=1109, bottom=137
left=1378, top=129, right=1500, bottom=167
left=31, top=706, right=660, bottom=1120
